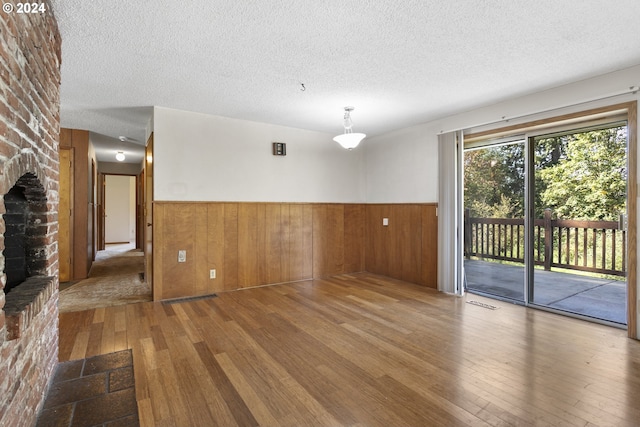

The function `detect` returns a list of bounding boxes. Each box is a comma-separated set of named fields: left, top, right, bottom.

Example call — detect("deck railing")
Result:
left=464, top=209, right=626, bottom=277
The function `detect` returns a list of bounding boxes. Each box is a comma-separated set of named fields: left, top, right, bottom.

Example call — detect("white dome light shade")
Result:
left=334, top=106, right=366, bottom=150
left=115, top=151, right=125, bottom=161
left=333, top=132, right=366, bottom=150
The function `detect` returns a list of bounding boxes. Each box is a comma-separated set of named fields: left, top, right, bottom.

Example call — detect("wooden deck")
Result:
left=465, top=259, right=627, bottom=324
left=59, top=273, right=640, bottom=426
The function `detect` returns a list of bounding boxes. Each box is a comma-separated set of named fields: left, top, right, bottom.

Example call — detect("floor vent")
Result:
left=466, top=300, right=499, bottom=310
left=162, top=294, right=218, bottom=305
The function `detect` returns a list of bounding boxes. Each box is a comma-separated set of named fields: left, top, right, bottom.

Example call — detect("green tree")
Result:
left=536, top=127, right=626, bottom=221
left=464, top=125, right=627, bottom=221
left=464, top=142, right=524, bottom=218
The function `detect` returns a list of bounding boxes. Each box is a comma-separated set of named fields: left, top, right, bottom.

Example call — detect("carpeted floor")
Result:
left=59, top=248, right=151, bottom=313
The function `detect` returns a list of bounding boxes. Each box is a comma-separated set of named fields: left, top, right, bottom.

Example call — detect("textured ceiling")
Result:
left=50, top=0, right=640, bottom=162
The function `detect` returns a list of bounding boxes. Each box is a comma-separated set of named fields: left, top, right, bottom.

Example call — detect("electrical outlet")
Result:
left=209, top=269, right=216, bottom=279
left=178, top=250, right=186, bottom=263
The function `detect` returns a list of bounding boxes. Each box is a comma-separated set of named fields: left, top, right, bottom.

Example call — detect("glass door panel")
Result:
left=530, top=124, right=628, bottom=324
left=464, top=139, right=526, bottom=303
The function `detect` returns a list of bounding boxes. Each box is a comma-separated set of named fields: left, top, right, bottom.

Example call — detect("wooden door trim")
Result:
left=59, top=147, right=74, bottom=282
left=144, top=134, right=154, bottom=299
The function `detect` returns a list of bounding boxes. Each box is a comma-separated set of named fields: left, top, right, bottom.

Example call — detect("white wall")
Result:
left=153, top=106, right=365, bottom=202
left=365, top=123, right=441, bottom=203
left=99, top=161, right=143, bottom=175
left=365, top=64, right=640, bottom=203
left=105, top=175, right=136, bottom=243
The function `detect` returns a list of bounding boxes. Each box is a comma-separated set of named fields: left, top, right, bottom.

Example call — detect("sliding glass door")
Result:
left=464, top=121, right=628, bottom=325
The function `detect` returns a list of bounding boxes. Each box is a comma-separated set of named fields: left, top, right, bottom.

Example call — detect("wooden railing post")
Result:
left=464, top=208, right=470, bottom=259
left=544, top=208, right=552, bottom=271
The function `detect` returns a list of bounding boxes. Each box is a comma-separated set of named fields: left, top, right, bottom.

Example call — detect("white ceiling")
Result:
left=51, top=0, right=640, bottom=163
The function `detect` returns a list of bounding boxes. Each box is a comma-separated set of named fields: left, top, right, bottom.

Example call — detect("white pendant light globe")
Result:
left=333, top=106, right=366, bottom=150
left=333, top=132, right=366, bottom=150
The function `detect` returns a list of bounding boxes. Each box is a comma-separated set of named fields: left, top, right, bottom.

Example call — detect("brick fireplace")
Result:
left=0, top=5, right=62, bottom=427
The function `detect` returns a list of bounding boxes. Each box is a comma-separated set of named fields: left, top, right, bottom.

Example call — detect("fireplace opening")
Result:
left=5, top=186, right=28, bottom=292
left=3, top=173, right=48, bottom=294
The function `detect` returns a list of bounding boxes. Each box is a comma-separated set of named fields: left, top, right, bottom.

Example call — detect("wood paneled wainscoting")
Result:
left=153, top=202, right=437, bottom=300
left=366, top=204, right=438, bottom=287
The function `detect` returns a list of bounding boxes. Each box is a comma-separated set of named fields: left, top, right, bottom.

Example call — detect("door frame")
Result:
left=144, top=134, right=154, bottom=299
left=97, top=173, right=105, bottom=251
left=59, top=147, right=74, bottom=282
left=102, top=174, right=138, bottom=245
left=464, top=101, right=637, bottom=337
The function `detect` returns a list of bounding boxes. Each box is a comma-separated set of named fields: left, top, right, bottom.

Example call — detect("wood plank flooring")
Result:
left=58, top=273, right=640, bottom=426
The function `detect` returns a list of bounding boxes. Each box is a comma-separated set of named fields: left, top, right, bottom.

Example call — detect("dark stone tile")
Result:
left=52, top=359, right=84, bottom=383
left=83, top=350, right=133, bottom=376
left=109, top=367, right=135, bottom=392
left=43, top=374, right=107, bottom=409
left=35, top=403, right=74, bottom=427
left=37, top=350, right=138, bottom=427
left=72, top=388, right=137, bottom=427
left=104, top=414, right=140, bottom=427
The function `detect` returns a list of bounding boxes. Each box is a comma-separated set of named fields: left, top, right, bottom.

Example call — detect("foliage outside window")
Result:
left=464, top=124, right=627, bottom=221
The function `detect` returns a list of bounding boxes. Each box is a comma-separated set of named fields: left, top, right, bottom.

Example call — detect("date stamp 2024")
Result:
left=3, top=2, right=47, bottom=14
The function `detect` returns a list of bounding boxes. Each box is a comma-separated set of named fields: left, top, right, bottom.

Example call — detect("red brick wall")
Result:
left=0, top=2, right=61, bottom=426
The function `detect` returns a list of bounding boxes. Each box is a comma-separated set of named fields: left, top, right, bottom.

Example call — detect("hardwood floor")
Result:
left=58, top=273, right=640, bottom=426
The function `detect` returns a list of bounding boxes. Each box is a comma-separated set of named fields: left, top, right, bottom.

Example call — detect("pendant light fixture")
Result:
left=333, top=106, right=366, bottom=150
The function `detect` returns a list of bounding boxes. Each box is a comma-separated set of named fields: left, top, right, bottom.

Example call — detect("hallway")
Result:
left=59, top=243, right=151, bottom=313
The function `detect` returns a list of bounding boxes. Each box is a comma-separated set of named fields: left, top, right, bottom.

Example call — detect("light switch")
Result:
left=178, top=250, right=186, bottom=263
left=383, top=218, right=389, bottom=226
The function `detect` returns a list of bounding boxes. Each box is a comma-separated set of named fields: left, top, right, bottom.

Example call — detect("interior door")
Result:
left=59, top=148, right=73, bottom=282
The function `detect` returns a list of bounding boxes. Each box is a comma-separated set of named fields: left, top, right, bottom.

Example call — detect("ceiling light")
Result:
left=115, top=151, right=125, bottom=161
left=333, top=106, right=366, bottom=150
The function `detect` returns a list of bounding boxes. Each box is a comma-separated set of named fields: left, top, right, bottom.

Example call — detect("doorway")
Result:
left=58, top=173, right=150, bottom=313
left=104, top=175, right=136, bottom=246
left=464, top=119, right=629, bottom=326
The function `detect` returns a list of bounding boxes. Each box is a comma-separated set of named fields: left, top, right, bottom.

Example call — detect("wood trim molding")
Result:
left=465, top=102, right=634, bottom=142
left=627, top=101, right=637, bottom=338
